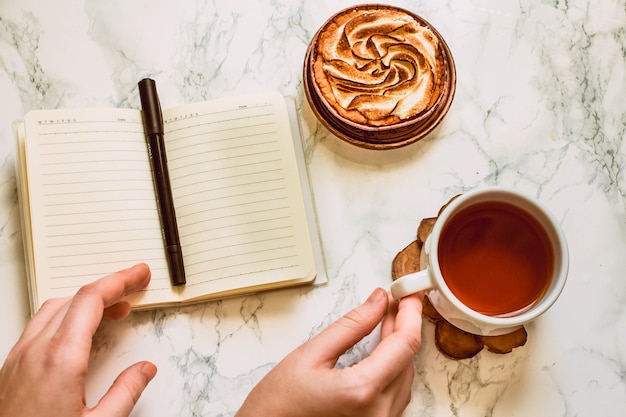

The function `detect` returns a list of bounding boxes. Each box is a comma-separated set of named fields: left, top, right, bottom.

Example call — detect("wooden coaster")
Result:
left=391, top=198, right=527, bottom=360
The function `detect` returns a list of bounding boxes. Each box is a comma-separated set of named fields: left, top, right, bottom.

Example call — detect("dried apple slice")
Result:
left=422, top=294, right=442, bottom=322
left=417, top=194, right=460, bottom=244
left=417, top=217, right=436, bottom=245
left=481, top=327, right=528, bottom=354
left=435, top=320, right=484, bottom=359
left=391, top=240, right=422, bottom=281
left=437, top=194, right=461, bottom=216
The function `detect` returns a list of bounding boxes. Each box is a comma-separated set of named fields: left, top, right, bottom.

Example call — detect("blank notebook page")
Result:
left=163, top=93, right=315, bottom=297
left=23, top=108, right=173, bottom=304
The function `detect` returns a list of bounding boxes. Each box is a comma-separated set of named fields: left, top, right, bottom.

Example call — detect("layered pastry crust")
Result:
left=312, top=6, right=447, bottom=127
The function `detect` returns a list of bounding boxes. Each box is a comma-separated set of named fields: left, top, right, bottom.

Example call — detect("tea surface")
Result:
left=438, top=201, right=553, bottom=316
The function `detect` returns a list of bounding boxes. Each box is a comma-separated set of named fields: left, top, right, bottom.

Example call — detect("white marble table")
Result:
left=1, top=0, right=624, bottom=415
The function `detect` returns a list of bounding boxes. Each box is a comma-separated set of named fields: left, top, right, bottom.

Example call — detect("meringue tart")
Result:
left=304, top=5, right=456, bottom=149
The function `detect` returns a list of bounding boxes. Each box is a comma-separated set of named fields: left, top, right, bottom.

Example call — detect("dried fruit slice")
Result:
left=416, top=217, right=436, bottom=245
left=435, top=320, right=484, bottom=359
left=437, top=194, right=461, bottom=216
left=391, top=240, right=422, bottom=281
left=422, top=294, right=442, bottom=322
left=481, top=327, right=528, bottom=354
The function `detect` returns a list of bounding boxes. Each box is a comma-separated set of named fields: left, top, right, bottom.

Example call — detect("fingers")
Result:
left=357, top=293, right=423, bottom=387
left=91, top=361, right=157, bottom=417
left=103, top=302, right=133, bottom=321
left=386, top=365, right=414, bottom=417
left=392, top=292, right=423, bottom=346
left=380, top=292, right=399, bottom=339
left=56, top=263, right=151, bottom=346
left=14, top=297, right=71, bottom=346
left=306, top=288, right=389, bottom=367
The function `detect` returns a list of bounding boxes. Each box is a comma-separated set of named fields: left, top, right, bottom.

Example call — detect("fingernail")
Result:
left=141, top=362, right=158, bottom=381
left=366, top=288, right=387, bottom=306
left=133, top=262, right=151, bottom=274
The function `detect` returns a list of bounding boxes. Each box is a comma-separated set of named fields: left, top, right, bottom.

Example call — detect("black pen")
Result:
left=138, top=78, right=186, bottom=286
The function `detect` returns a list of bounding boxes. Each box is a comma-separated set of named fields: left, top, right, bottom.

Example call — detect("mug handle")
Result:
left=390, top=269, right=435, bottom=299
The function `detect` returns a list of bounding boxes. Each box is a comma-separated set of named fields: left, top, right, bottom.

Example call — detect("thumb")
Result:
left=90, top=361, right=157, bottom=417
left=307, top=288, right=389, bottom=367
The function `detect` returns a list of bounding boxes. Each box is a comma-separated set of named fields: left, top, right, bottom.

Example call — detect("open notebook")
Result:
left=16, top=92, right=326, bottom=314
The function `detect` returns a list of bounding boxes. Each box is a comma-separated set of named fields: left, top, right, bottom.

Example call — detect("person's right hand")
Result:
left=235, top=288, right=423, bottom=417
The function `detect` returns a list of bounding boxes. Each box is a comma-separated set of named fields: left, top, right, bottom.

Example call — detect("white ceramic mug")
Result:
left=391, top=187, right=569, bottom=336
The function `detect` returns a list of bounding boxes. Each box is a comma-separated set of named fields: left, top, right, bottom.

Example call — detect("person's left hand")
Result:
left=0, top=263, right=157, bottom=417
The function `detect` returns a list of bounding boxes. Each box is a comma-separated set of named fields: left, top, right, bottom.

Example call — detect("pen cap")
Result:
left=138, top=78, right=164, bottom=135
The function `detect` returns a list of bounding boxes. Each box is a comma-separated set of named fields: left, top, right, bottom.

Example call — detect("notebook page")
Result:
left=163, top=93, right=316, bottom=298
left=23, top=108, right=179, bottom=308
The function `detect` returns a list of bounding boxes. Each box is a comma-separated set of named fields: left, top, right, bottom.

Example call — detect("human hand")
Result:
left=235, top=288, right=423, bottom=417
left=0, top=263, right=157, bottom=417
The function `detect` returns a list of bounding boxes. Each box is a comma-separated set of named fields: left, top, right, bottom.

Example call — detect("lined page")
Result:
left=23, top=108, right=176, bottom=307
left=163, top=93, right=316, bottom=297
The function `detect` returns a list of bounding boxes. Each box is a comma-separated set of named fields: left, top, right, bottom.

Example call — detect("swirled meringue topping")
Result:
left=313, top=7, right=446, bottom=127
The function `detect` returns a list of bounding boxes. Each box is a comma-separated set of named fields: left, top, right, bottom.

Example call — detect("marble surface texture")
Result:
left=1, top=0, right=625, bottom=416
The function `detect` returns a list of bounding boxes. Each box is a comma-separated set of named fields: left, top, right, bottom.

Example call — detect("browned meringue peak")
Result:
left=343, top=10, right=416, bottom=49
left=314, top=7, right=445, bottom=126
left=322, top=61, right=407, bottom=103
left=322, top=48, right=436, bottom=121
left=347, top=94, right=398, bottom=122
left=387, top=24, right=438, bottom=68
